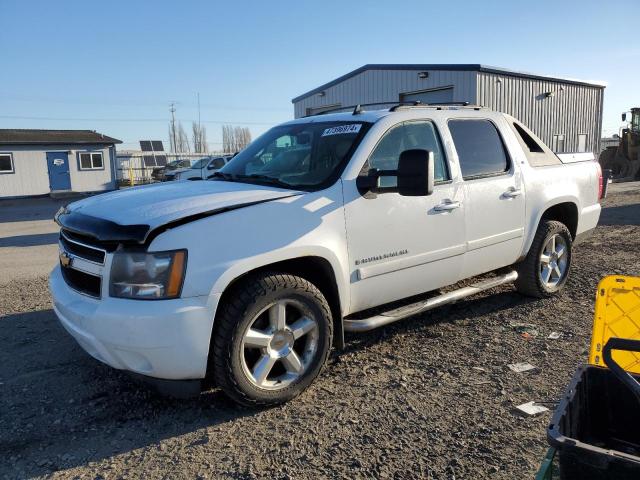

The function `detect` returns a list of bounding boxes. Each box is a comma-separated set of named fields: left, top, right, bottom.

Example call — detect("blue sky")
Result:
left=1, top=0, right=637, bottom=151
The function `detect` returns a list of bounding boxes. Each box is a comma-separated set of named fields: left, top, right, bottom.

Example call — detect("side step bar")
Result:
left=343, top=270, right=518, bottom=333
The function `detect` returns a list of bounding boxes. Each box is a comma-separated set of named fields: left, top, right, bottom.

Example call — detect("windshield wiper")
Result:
left=209, top=171, right=236, bottom=181
left=234, top=174, right=294, bottom=189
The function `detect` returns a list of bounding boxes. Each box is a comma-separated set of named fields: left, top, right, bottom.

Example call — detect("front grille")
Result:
left=61, top=229, right=118, bottom=253
left=61, top=265, right=102, bottom=298
left=60, top=232, right=105, bottom=264
left=59, top=230, right=107, bottom=298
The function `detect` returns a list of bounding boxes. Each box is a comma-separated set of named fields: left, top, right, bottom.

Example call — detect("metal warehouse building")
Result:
left=292, top=64, right=605, bottom=154
left=0, top=129, right=121, bottom=198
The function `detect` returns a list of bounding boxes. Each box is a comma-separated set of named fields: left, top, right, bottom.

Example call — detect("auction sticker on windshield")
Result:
left=321, top=124, right=362, bottom=137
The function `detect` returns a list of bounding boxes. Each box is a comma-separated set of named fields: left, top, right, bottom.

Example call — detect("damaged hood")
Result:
left=56, top=181, right=302, bottom=244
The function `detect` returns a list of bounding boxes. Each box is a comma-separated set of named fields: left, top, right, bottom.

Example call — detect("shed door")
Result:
left=46, top=151, right=71, bottom=191
left=401, top=87, right=454, bottom=104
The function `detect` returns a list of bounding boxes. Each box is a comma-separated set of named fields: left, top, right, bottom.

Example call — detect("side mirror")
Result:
left=622, top=113, right=627, bottom=122
left=356, top=149, right=434, bottom=196
left=397, top=149, right=434, bottom=196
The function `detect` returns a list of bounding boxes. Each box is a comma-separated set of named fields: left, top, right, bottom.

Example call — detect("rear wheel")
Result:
left=515, top=220, right=572, bottom=298
left=211, top=272, right=332, bottom=406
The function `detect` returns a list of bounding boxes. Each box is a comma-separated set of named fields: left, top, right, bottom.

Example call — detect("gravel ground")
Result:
left=1, top=188, right=639, bottom=480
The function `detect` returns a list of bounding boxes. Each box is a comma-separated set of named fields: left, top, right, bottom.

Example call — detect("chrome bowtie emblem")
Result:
left=59, top=251, right=73, bottom=268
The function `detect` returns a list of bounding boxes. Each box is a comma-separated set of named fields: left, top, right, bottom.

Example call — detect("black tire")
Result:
left=211, top=272, right=333, bottom=407
left=515, top=220, right=573, bottom=298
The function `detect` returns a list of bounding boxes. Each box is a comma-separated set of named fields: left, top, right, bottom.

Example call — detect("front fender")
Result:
left=210, top=245, right=350, bottom=315
left=148, top=182, right=350, bottom=316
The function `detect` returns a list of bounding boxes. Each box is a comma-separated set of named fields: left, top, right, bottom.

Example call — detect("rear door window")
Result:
left=448, top=119, right=510, bottom=179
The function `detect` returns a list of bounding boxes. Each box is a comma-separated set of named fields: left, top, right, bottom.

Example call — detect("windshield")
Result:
left=219, top=121, right=370, bottom=190
left=190, top=158, right=209, bottom=169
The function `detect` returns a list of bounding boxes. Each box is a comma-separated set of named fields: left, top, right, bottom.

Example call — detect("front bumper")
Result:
left=49, top=265, right=220, bottom=380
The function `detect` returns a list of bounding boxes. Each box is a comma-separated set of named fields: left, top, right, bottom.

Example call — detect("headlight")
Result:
left=110, top=250, right=187, bottom=300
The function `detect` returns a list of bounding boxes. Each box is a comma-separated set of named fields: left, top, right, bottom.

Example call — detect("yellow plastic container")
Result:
left=589, top=275, right=640, bottom=373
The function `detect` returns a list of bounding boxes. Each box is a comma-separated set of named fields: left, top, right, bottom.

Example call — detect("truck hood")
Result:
left=56, top=181, right=303, bottom=244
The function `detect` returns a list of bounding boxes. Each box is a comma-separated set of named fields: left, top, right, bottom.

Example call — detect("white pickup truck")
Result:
left=164, top=156, right=231, bottom=181
left=50, top=104, right=602, bottom=406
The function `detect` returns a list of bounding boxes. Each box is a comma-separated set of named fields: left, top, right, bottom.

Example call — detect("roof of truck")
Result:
left=282, top=104, right=493, bottom=125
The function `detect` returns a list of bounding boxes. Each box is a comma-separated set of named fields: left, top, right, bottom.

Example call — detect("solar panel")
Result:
left=152, top=141, right=164, bottom=152
left=143, top=155, right=156, bottom=167
left=154, top=155, right=167, bottom=166
left=140, top=140, right=153, bottom=152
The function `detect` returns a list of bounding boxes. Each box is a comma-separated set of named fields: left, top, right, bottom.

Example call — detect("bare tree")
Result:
left=236, top=127, right=252, bottom=151
left=222, top=125, right=252, bottom=153
left=168, top=120, right=190, bottom=153
left=222, top=124, right=233, bottom=153
left=192, top=122, right=208, bottom=153
left=177, top=122, right=190, bottom=153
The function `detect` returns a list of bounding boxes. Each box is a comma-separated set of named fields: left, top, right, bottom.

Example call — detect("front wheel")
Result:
left=515, top=220, right=573, bottom=298
left=210, top=273, right=333, bottom=406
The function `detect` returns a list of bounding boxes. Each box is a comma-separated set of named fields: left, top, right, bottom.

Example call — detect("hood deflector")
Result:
left=55, top=195, right=299, bottom=245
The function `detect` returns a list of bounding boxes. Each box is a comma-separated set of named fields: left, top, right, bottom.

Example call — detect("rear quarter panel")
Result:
left=519, top=159, right=599, bottom=256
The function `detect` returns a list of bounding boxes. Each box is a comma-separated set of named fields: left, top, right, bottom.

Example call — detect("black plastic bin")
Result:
left=548, top=338, right=640, bottom=479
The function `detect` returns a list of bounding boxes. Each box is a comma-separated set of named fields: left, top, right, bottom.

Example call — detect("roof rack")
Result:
left=305, top=102, right=401, bottom=117
left=306, top=101, right=484, bottom=117
left=389, top=101, right=485, bottom=111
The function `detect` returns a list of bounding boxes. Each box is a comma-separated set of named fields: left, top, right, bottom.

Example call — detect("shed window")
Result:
left=513, top=123, right=544, bottom=153
left=449, top=119, right=510, bottom=179
left=552, top=134, right=565, bottom=153
left=79, top=152, right=104, bottom=170
left=578, top=134, right=588, bottom=153
left=0, top=153, right=14, bottom=173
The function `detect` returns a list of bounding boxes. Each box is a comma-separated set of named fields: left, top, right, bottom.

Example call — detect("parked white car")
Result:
left=50, top=104, right=602, bottom=406
left=165, top=156, right=231, bottom=181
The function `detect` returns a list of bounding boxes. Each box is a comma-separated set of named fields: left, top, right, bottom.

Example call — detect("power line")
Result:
left=0, top=95, right=291, bottom=112
left=0, top=114, right=278, bottom=126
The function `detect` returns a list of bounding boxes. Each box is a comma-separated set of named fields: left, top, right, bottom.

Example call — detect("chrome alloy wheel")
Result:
left=240, top=299, right=319, bottom=390
left=539, top=233, right=568, bottom=288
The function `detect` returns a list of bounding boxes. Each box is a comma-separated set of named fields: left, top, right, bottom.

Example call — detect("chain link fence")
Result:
left=116, top=152, right=228, bottom=187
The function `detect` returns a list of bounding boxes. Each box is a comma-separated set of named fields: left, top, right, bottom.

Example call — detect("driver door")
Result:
left=343, top=120, right=466, bottom=312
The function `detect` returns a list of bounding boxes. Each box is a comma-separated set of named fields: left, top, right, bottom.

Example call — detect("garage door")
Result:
left=401, top=87, right=454, bottom=105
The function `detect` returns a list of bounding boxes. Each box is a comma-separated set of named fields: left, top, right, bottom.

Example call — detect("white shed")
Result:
left=0, top=129, right=121, bottom=198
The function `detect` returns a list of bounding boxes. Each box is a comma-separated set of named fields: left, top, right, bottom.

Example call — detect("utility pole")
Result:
left=197, top=92, right=201, bottom=131
left=197, top=92, right=202, bottom=153
left=169, top=102, right=177, bottom=153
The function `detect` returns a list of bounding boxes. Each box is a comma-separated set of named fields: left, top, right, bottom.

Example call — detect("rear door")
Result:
left=46, top=151, right=71, bottom=191
left=447, top=118, right=525, bottom=278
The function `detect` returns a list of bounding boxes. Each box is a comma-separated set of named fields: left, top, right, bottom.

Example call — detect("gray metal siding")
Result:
left=476, top=72, right=604, bottom=154
left=293, top=69, right=477, bottom=118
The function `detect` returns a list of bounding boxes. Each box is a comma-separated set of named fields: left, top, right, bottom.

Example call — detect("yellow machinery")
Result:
left=599, top=108, right=640, bottom=181
left=589, top=275, right=640, bottom=373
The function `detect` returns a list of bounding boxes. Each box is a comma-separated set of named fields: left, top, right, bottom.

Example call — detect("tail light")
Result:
left=596, top=162, right=603, bottom=200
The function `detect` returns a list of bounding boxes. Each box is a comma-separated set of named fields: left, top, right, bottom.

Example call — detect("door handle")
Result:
left=502, top=188, right=522, bottom=198
left=434, top=200, right=461, bottom=212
